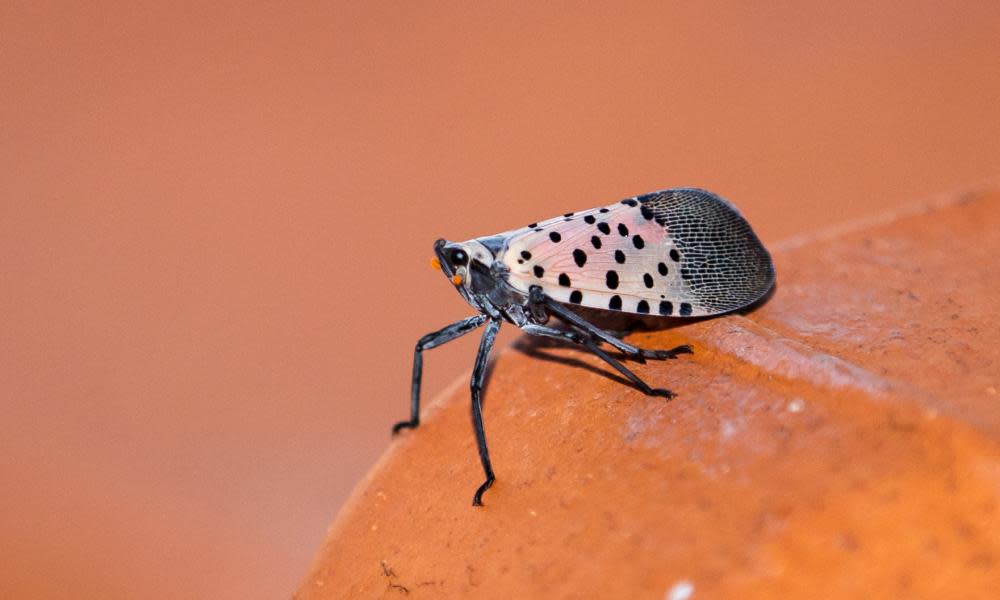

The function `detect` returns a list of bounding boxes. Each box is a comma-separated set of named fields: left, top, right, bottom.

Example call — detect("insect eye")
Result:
left=449, top=248, right=469, bottom=266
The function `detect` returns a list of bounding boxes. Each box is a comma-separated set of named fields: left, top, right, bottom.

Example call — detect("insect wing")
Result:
left=499, top=189, right=773, bottom=317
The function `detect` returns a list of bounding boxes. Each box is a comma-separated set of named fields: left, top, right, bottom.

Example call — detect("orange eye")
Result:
left=431, top=257, right=442, bottom=271
left=451, top=274, right=463, bottom=285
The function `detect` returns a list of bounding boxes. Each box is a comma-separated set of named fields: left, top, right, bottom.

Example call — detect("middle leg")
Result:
left=542, top=297, right=693, bottom=362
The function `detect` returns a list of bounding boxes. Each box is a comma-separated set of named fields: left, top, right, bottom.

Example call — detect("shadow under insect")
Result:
left=511, top=334, right=668, bottom=391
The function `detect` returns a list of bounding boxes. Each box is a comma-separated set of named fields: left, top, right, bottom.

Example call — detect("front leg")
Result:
left=471, top=318, right=502, bottom=506
left=392, top=314, right=488, bottom=434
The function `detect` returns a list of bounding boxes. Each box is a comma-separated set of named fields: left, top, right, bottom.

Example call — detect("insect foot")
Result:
left=391, top=419, right=418, bottom=435
left=472, top=475, right=495, bottom=507
left=641, top=344, right=694, bottom=360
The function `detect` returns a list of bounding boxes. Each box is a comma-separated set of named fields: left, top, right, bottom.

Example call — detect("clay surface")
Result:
left=298, top=191, right=1000, bottom=598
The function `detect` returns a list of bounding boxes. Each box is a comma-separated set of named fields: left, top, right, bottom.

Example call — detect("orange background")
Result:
left=3, top=2, right=999, bottom=598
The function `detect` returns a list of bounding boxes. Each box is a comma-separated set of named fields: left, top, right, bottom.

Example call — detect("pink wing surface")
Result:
left=495, top=189, right=774, bottom=317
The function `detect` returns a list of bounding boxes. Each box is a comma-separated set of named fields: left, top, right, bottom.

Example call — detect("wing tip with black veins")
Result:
left=639, top=188, right=775, bottom=315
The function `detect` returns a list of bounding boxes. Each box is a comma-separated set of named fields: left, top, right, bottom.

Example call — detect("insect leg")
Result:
left=471, top=317, right=502, bottom=506
left=392, top=314, right=489, bottom=435
left=527, top=284, right=550, bottom=323
left=521, top=324, right=675, bottom=398
left=543, top=297, right=693, bottom=361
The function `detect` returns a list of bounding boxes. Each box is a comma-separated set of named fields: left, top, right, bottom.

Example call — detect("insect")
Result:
left=392, top=188, right=775, bottom=505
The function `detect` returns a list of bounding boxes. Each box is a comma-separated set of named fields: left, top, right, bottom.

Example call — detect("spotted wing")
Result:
left=497, top=188, right=774, bottom=317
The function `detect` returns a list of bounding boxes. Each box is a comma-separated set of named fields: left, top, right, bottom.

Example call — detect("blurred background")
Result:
left=2, top=2, right=999, bottom=598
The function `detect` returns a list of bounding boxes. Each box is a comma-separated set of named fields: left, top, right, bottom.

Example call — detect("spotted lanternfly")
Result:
left=392, top=188, right=775, bottom=505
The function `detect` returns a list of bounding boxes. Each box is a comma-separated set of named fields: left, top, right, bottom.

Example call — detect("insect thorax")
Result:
left=450, top=238, right=527, bottom=318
